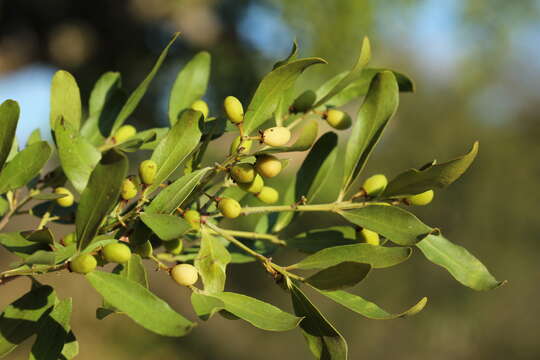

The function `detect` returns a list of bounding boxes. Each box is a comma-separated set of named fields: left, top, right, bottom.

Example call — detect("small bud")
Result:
left=69, top=254, right=97, bottom=274
left=171, top=263, right=199, bottom=286
left=262, top=127, right=291, bottom=147
left=63, top=232, right=76, bottom=246
left=230, top=163, right=256, bottom=184
left=358, top=228, right=380, bottom=246
left=190, top=100, right=209, bottom=119
left=362, top=174, right=388, bottom=197
left=218, top=198, right=242, bottom=219
left=54, top=187, right=74, bottom=207
left=255, top=155, right=282, bottom=178
left=184, top=210, right=201, bottom=230
left=256, top=186, right=279, bottom=204
left=113, top=125, right=137, bottom=143
left=102, top=243, right=132, bottom=264
left=239, top=174, right=264, bottom=194
left=164, top=239, right=183, bottom=255
left=325, top=109, right=352, bottom=130
left=229, top=135, right=252, bottom=155
left=224, top=96, right=244, bottom=124
left=121, top=178, right=138, bottom=200
left=406, top=190, right=434, bottom=206
left=292, top=90, right=316, bottom=113
left=139, top=160, right=158, bottom=185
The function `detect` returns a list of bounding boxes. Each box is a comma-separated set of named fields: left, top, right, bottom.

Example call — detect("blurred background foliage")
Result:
left=0, top=0, right=539, bottom=359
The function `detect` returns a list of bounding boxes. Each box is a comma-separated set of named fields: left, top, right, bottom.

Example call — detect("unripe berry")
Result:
left=358, top=228, right=380, bottom=246
left=113, top=125, right=137, bottom=143
left=190, top=100, right=209, bottom=119
left=239, top=174, right=264, bottom=193
left=406, top=190, right=434, bottom=206
left=292, top=90, right=316, bottom=113
left=164, top=239, right=183, bottom=255
left=69, top=254, right=97, bottom=274
left=218, top=198, right=242, bottom=219
left=229, top=136, right=252, bottom=155
left=262, top=127, right=291, bottom=147
left=102, top=242, right=132, bottom=264
left=362, top=174, right=388, bottom=197
left=255, top=155, right=282, bottom=178
left=256, top=186, right=279, bottom=204
left=54, top=187, right=74, bottom=207
left=230, top=163, right=256, bottom=184
left=63, top=232, right=76, bottom=246
left=171, top=263, right=198, bottom=286
left=184, top=210, right=201, bottom=230
left=139, top=160, right=158, bottom=185
left=224, top=96, right=244, bottom=124
left=325, top=109, right=352, bottom=130
left=121, top=178, right=138, bottom=200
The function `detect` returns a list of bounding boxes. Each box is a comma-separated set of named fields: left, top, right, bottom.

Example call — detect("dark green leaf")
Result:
left=60, top=331, right=78, bottom=360
left=0, top=232, right=49, bottom=259
left=24, top=251, right=55, bottom=266
left=50, top=71, right=81, bottom=131
left=194, top=231, right=231, bottom=293
left=255, top=119, right=319, bottom=155
left=190, top=292, right=224, bottom=321
left=306, top=262, right=371, bottom=291
left=29, top=298, right=72, bottom=360
left=273, top=40, right=298, bottom=69
left=31, top=192, right=67, bottom=201
left=286, top=227, right=358, bottom=253
left=140, top=213, right=191, bottom=241
left=24, top=228, right=55, bottom=245
left=416, top=234, right=505, bottom=291
left=0, top=100, right=19, bottom=170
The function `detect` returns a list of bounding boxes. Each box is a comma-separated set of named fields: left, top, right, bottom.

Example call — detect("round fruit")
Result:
left=224, top=96, right=244, bottom=124
left=406, top=190, right=434, bottom=206
left=362, top=174, right=388, bottom=197
left=230, top=163, right=256, bottom=184
left=63, top=232, right=76, bottom=246
left=239, top=174, right=264, bottom=193
left=229, top=136, right=252, bottom=155
left=171, top=263, right=198, bottom=286
left=164, top=239, right=183, bottom=255
left=255, top=155, right=282, bottom=178
left=218, top=198, right=242, bottom=219
left=121, top=179, right=138, bottom=200
left=262, top=127, right=291, bottom=147
left=256, top=186, right=279, bottom=204
left=54, top=187, right=74, bottom=207
left=184, top=210, right=201, bottom=230
left=113, top=125, right=137, bottom=143
left=292, top=90, right=316, bottom=113
left=139, top=160, right=158, bottom=185
left=69, top=254, right=97, bottom=274
left=191, top=100, right=209, bottom=119
left=358, top=228, right=380, bottom=246
left=326, top=109, right=352, bottom=130
left=102, top=243, right=132, bottom=264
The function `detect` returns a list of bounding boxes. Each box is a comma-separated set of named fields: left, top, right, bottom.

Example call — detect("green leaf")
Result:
left=315, top=289, right=427, bottom=320
left=169, top=51, right=211, bottom=125
left=194, top=231, right=231, bottom=293
left=306, top=262, right=371, bottom=291
left=24, top=228, right=55, bottom=246
left=76, top=150, right=128, bottom=250
left=86, top=271, right=195, bottom=337
left=60, top=331, right=78, bottom=360
left=0, top=141, right=52, bottom=194
left=50, top=70, right=81, bottom=131
left=0, top=284, right=57, bottom=358
left=416, top=234, right=505, bottom=291
left=341, top=71, right=399, bottom=193
left=383, top=142, right=479, bottom=197
left=111, top=33, right=179, bottom=134
left=273, top=40, right=298, bottom=69
left=190, top=292, right=224, bottom=321
left=53, top=244, right=77, bottom=264
left=147, top=109, right=202, bottom=193
left=290, top=283, right=347, bottom=360
left=243, top=57, right=326, bottom=134
left=256, top=119, right=319, bottom=155
left=0, top=100, right=19, bottom=170
left=314, top=37, right=371, bottom=107
left=340, top=205, right=435, bottom=246
left=24, top=251, right=55, bottom=266
left=25, top=129, right=42, bottom=147
left=0, top=232, right=49, bottom=259
left=140, top=213, right=191, bottom=241
left=29, top=298, right=72, bottom=360
left=54, top=119, right=101, bottom=193
left=290, top=243, right=412, bottom=270
left=146, top=167, right=211, bottom=214
left=286, top=227, right=358, bottom=253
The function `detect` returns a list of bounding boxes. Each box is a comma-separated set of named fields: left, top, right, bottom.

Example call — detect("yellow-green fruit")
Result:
left=262, top=127, right=291, bottom=147
left=70, top=254, right=97, bottom=274
left=164, top=239, right=183, bottom=255
left=224, top=96, right=244, bottom=124
left=358, top=228, right=380, bottom=246
left=255, top=155, right=282, bottom=178
left=139, top=160, right=158, bottom=185
left=406, top=190, right=434, bottom=206
left=191, top=99, right=209, bottom=119
left=326, top=109, right=352, bottom=130
left=256, top=186, right=279, bottom=204
left=239, top=174, right=264, bottom=193
left=229, top=136, right=252, bottom=155
left=218, top=198, right=242, bottom=219
left=54, top=187, right=74, bottom=207
left=121, top=179, right=138, bottom=200
left=230, top=163, right=256, bottom=184
left=292, top=90, right=316, bottom=113
left=114, top=125, right=137, bottom=143
left=102, top=242, right=132, bottom=264
left=63, top=232, right=76, bottom=246
left=171, top=263, right=198, bottom=286
left=184, top=210, right=201, bottom=230
left=362, top=174, right=388, bottom=197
